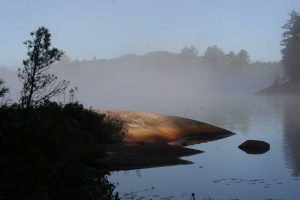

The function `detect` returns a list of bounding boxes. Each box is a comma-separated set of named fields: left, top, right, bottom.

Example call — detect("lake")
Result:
left=108, top=95, right=300, bottom=200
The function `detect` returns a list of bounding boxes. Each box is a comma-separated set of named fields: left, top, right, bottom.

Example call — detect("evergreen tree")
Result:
left=18, top=27, right=69, bottom=109
left=281, top=10, right=300, bottom=81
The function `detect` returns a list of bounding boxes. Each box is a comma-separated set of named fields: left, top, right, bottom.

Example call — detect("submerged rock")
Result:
left=238, top=140, right=270, bottom=154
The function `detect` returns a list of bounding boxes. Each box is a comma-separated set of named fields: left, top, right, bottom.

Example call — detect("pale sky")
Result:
left=1, top=0, right=300, bottom=69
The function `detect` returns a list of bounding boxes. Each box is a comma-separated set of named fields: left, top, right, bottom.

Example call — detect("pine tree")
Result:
left=18, top=27, right=69, bottom=109
left=281, top=10, right=300, bottom=81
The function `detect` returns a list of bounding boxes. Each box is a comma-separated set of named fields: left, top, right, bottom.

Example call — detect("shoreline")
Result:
left=94, top=110, right=234, bottom=171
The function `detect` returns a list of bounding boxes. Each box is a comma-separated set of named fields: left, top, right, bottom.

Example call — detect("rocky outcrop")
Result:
left=238, top=140, right=270, bottom=154
left=96, top=110, right=235, bottom=144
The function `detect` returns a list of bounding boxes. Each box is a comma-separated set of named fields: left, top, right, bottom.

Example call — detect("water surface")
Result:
left=109, top=95, right=300, bottom=200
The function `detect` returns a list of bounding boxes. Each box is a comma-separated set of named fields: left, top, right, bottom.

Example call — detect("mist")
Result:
left=2, top=1, right=300, bottom=198
left=1, top=46, right=282, bottom=113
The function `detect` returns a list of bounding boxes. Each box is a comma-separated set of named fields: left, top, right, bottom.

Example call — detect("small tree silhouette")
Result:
left=18, top=27, right=69, bottom=110
left=0, top=79, right=9, bottom=98
left=68, top=86, right=78, bottom=103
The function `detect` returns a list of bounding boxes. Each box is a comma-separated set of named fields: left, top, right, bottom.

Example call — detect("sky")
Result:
left=0, top=0, right=300, bottom=69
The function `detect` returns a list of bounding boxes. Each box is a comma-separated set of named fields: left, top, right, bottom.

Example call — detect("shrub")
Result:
left=0, top=101, right=125, bottom=199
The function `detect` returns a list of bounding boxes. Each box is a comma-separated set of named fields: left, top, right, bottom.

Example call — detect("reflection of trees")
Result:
left=135, top=169, right=142, bottom=177
left=283, top=98, right=300, bottom=176
left=0, top=158, right=120, bottom=199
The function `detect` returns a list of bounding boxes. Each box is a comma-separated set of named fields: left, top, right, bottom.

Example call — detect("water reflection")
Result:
left=283, top=97, right=300, bottom=177
left=109, top=95, right=300, bottom=199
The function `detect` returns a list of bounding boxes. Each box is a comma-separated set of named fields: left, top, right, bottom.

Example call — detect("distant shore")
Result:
left=257, top=81, right=300, bottom=95
left=95, top=110, right=234, bottom=171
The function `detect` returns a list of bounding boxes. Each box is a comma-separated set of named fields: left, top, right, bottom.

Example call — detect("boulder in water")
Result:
left=238, top=140, right=270, bottom=154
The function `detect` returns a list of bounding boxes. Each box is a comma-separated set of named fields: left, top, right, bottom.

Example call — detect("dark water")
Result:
left=109, top=95, right=300, bottom=200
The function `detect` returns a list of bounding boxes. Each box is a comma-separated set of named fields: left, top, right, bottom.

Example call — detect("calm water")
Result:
left=109, top=95, right=300, bottom=200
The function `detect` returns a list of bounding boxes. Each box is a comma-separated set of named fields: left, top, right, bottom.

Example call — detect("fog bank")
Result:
left=1, top=46, right=282, bottom=112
